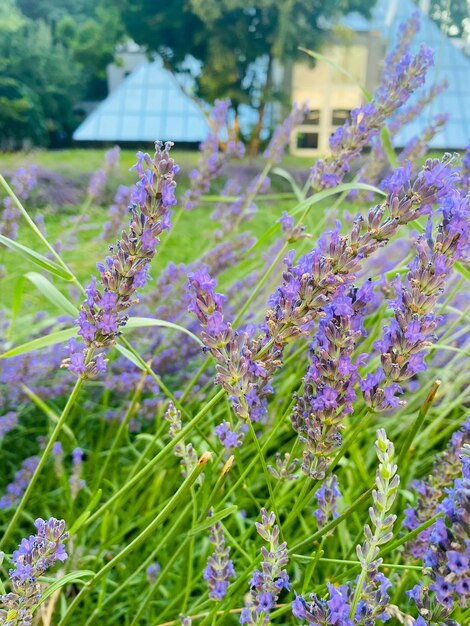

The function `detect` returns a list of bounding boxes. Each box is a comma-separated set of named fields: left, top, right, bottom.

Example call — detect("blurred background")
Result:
left=1, top=0, right=469, bottom=155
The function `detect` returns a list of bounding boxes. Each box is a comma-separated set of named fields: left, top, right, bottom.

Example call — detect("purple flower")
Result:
left=406, top=583, right=423, bottom=604
left=312, top=40, right=434, bottom=192
left=241, top=509, right=289, bottom=624
left=0, top=411, right=18, bottom=438
left=183, top=99, right=244, bottom=211
left=327, top=584, right=352, bottom=625
left=363, top=194, right=467, bottom=411
left=52, top=442, right=63, bottom=457
left=314, top=475, right=342, bottom=527
left=292, top=284, right=371, bottom=478
left=0, top=455, right=40, bottom=509
left=2, top=519, right=68, bottom=625
left=12, top=518, right=68, bottom=581
left=146, top=562, right=161, bottom=584
left=203, top=517, right=235, bottom=601
left=188, top=270, right=268, bottom=423
left=214, top=421, right=245, bottom=450
left=447, top=550, right=469, bottom=575
left=264, top=103, right=309, bottom=163
left=69, top=447, right=86, bottom=498
left=64, top=142, right=178, bottom=375
left=430, top=576, right=454, bottom=606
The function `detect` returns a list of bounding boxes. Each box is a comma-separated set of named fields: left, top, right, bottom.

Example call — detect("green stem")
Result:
left=218, top=401, right=293, bottom=508
left=84, top=390, right=225, bottom=527
left=293, top=555, right=423, bottom=570
left=0, top=173, right=85, bottom=295
left=88, top=504, right=192, bottom=624
left=289, top=488, right=372, bottom=553
left=233, top=243, right=288, bottom=325
left=232, top=160, right=273, bottom=231
left=157, top=208, right=184, bottom=258
left=180, top=357, right=212, bottom=402
left=126, top=419, right=168, bottom=481
left=397, top=379, right=441, bottom=468
left=94, top=371, right=147, bottom=490
left=301, top=536, right=325, bottom=594
left=72, top=193, right=94, bottom=232
left=283, top=409, right=370, bottom=531
left=118, top=336, right=190, bottom=419
left=0, top=365, right=89, bottom=549
left=59, top=453, right=211, bottom=626
left=246, top=419, right=281, bottom=535
left=182, top=488, right=198, bottom=613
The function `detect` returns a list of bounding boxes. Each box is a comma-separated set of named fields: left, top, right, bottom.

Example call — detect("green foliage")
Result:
left=0, top=0, right=123, bottom=147
left=0, top=16, right=82, bottom=147
left=425, top=0, right=470, bottom=37
left=0, top=78, right=47, bottom=147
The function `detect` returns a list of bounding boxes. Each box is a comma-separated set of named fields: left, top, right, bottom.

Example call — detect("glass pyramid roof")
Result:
left=73, top=58, right=210, bottom=142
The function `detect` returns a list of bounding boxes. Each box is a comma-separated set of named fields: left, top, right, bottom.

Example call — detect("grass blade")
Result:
left=0, top=234, right=74, bottom=281
left=25, top=272, right=79, bottom=317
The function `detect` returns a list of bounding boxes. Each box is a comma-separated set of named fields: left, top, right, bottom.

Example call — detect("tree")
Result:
left=118, top=0, right=375, bottom=152
left=0, top=0, right=124, bottom=147
left=19, top=0, right=124, bottom=100
left=0, top=16, right=83, bottom=148
left=423, top=0, right=470, bottom=38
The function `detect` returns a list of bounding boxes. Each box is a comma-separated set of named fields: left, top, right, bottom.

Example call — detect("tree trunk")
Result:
left=249, top=54, right=273, bottom=157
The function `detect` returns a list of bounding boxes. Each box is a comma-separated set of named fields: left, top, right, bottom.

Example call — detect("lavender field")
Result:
left=1, top=13, right=470, bottom=626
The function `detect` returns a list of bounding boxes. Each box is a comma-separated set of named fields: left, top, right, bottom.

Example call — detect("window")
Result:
left=297, top=132, right=319, bottom=149
left=332, top=109, right=351, bottom=125
left=306, top=109, right=321, bottom=124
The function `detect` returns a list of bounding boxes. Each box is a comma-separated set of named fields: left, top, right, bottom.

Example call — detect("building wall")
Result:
left=290, top=32, right=383, bottom=156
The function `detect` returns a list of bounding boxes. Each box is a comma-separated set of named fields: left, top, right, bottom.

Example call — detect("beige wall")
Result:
left=290, top=43, right=369, bottom=156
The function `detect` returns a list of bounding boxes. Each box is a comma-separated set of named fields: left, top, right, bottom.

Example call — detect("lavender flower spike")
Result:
left=314, top=474, right=342, bottom=528
left=203, top=512, right=235, bottom=601
left=146, top=562, right=161, bottom=584
left=350, top=429, right=399, bottom=621
left=264, top=103, right=309, bottom=163
left=0, top=518, right=68, bottom=625
left=362, top=192, right=470, bottom=411
left=407, top=433, right=470, bottom=618
left=69, top=447, right=86, bottom=499
left=292, top=583, right=352, bottom=625
left=164, top=402, right=200, bottom=481
left=241, top=509, right=289, bottom=624
left=188, top=268, right=273, bottom=423
left=291, top=281, right=372, bottom=479
left=404, top=417, right=470, bottom=560
left=63, top=141, right=178, bottom=377
left=0, top=411, right=18, bottom=439
left=183, top=99, right=244, bottom=211
left=312, top=42, right=434, bottom=190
